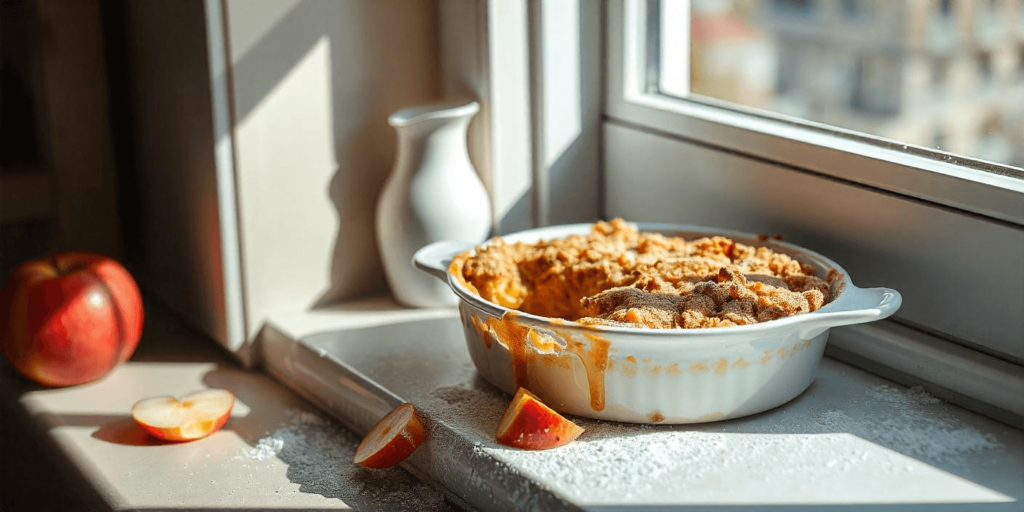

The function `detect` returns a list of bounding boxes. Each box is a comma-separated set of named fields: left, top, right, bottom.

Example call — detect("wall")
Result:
left=224, top=0, right=443, bottom=347
left=110, top=0, right=442, bottom=364
left=108, top=0, right=231, bottom=345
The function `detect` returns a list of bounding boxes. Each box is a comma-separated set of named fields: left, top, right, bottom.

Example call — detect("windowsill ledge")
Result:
left=264, top=295, right=1024, bottom=511
left=7, top=295, right=1019, bottom=511
left=0, top=299, right=460, bottom=511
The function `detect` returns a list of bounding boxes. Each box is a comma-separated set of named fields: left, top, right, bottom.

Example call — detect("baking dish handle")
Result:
left=413, top=241, right=472, bottom=281
left=799, top=287, right=902, bottom=338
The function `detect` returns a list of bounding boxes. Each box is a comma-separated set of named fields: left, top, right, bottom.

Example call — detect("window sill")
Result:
left=264, top=296, right=1024, bottom=511
left=0, top=300, right=456, bottom=511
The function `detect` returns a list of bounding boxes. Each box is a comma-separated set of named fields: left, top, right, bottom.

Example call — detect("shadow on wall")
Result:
left=218, top=0, right=603, bottom=316
left=540, top=0, right=601, bottom=227
left=468, top=0, right=602, bottom=235
left=215, top=0, right=443, bottom=311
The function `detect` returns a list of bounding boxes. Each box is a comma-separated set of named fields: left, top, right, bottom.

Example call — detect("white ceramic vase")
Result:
left=376, top=100, right=491, bottom=308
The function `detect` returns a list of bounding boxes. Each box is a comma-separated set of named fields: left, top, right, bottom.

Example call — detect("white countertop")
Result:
left=0, top=301, right=458, bottom=511
left=268, top=296, right=1024, bottom=511
left=4, top=295, right=1023, bottom=511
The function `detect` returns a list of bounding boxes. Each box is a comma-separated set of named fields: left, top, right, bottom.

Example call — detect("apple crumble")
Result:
left=453, top=219, right=834, bottom=329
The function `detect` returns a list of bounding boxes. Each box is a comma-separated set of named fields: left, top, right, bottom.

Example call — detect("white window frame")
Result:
left=611, top=0, right=1024, bottom=225
left=605, top=0, right=1024, bottom=425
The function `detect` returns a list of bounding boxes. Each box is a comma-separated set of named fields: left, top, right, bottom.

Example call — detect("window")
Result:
left=671, top=0, right=1020, bottom=164
left=931, top=129, right=948, bottom=151
left=1019, top=44, right=1024, bottom=76
left=772, top=0, right=815, bottom=15
left=931, top=56, right=951, bottom=88
left=930, top=56, right=952, bottom=106
left=977, top=51, right=993, bottom=85
left=849, top=54, right=901, bottom=117
left=608, top=0, right=1024, bottom=424
left=939, top=0, right=954, bottom=17
left=840, top=0, right=859, bottom=17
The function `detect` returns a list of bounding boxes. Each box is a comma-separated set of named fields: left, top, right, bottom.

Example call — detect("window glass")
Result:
left=663, top=0, right=1024, bottom=168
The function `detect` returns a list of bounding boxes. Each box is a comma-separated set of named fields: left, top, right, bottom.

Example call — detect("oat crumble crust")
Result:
left=454, top=219, right=833, bottom=329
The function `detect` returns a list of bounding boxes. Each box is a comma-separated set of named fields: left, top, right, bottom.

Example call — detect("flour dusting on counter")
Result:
left=466, top=381, right=1004, bottom=505
left=248, top=437, right=284, bottom=461
left=865, top=384, right=942, bottom=408
left=240, top=408, right=455, bottom=511
left=490, top=425, right=927, bottom=503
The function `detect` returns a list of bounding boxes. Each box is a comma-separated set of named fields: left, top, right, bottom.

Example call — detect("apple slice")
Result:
left=131, top=389, right=234, bottom=442
left=353, top=403, right=426, bottom=469
left=496, top=388, right=584, bottom=450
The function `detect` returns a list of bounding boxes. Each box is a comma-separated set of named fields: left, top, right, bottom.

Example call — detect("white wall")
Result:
left=120, top=0, right=602, bottom=366
left=117, top=0, right=233, bottom=347
left=224, top=0, right=443, bottom=348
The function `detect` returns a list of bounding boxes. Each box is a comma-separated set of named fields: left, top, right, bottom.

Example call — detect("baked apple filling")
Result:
left=453, top=219, right=835, bottom=329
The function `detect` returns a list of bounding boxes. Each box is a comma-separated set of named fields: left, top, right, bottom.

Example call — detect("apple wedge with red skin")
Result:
left=496, top=388, right=585, bottom=450
left=354, top=403, right=426, bottom=469
left=132, top=389, right=234, bottom=442
left=1, top=252, right=143, bottom=387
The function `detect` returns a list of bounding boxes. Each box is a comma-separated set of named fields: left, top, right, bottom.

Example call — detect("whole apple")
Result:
left=0, top=253, right=143, bottom=387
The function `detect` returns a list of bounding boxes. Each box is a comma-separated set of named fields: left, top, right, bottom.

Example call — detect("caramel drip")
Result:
left=558, top=331, right=611, bottom=412
left=714, top=358, right=729, bottom=375
left=529, top=330, right=560, bottom=352
left=690, top=362, right=710, bottom=374
left=470, top=315, right=493, bottom=349
left=486, top=312, right=534, bottom=391
left=485, top=313, right=611, bottom=412
left=621, top=357, right=638, bottom=378
left=697, top=411, right=724, bottom=422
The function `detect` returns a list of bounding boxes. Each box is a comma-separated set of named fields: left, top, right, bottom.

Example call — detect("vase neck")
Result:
left=392, top=115, right=473, bottom=178
left=389, top=100, right=479, bottom=128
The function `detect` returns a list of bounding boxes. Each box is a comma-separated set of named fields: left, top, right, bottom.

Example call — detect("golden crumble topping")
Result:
left=453, top=219, right=834, bottom=329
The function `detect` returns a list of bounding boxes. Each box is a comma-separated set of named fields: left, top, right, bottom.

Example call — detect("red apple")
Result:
left=353, top=403, right=426, bottom=469
left=0, top=252, right=143, bottom=387
left=496, top=388, right=584, bottom=450
left=132, top=389, right=234, bottom=442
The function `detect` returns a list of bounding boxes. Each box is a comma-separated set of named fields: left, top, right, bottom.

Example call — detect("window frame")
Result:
left=604, top=0, right=1024, bottom=425
left=608, top=0, right=1024, bottom=226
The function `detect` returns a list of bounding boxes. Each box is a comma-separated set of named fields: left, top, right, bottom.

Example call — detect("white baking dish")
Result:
left=414, top=223, right=901, bottom=424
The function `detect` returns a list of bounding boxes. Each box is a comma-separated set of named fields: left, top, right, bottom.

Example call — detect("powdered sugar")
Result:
left=865, top=384, right=942, bottom=408
left=247, top=436, right=285, bottom=461
left=441, top=380, right=1005, bottom=505
left=810, top=408, right=999, bottom=460
left=239, top=408, right=455, bottom=511
left=484, top=422, right=992, bottom=504
left=279, top=325, right=1019, bottom=509
left=871, top=418, right=1000, bottom=460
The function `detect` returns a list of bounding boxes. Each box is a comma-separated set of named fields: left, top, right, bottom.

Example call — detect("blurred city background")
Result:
left=685, top=0, right=1024, bottom=168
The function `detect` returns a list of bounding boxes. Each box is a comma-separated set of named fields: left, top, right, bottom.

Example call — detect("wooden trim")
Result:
left=203, top=0, right=250, bottom=365
left=828, top=321, right=1024, bottom=429
left=0, top=169, right=54, bottom=223
left=439, top=0, right=603, bottom=232
left=439, top=0, right=536, bottom=234
left=36, top=0, right=120, bottom=256
left=528, top=0, right=549, bottom=227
